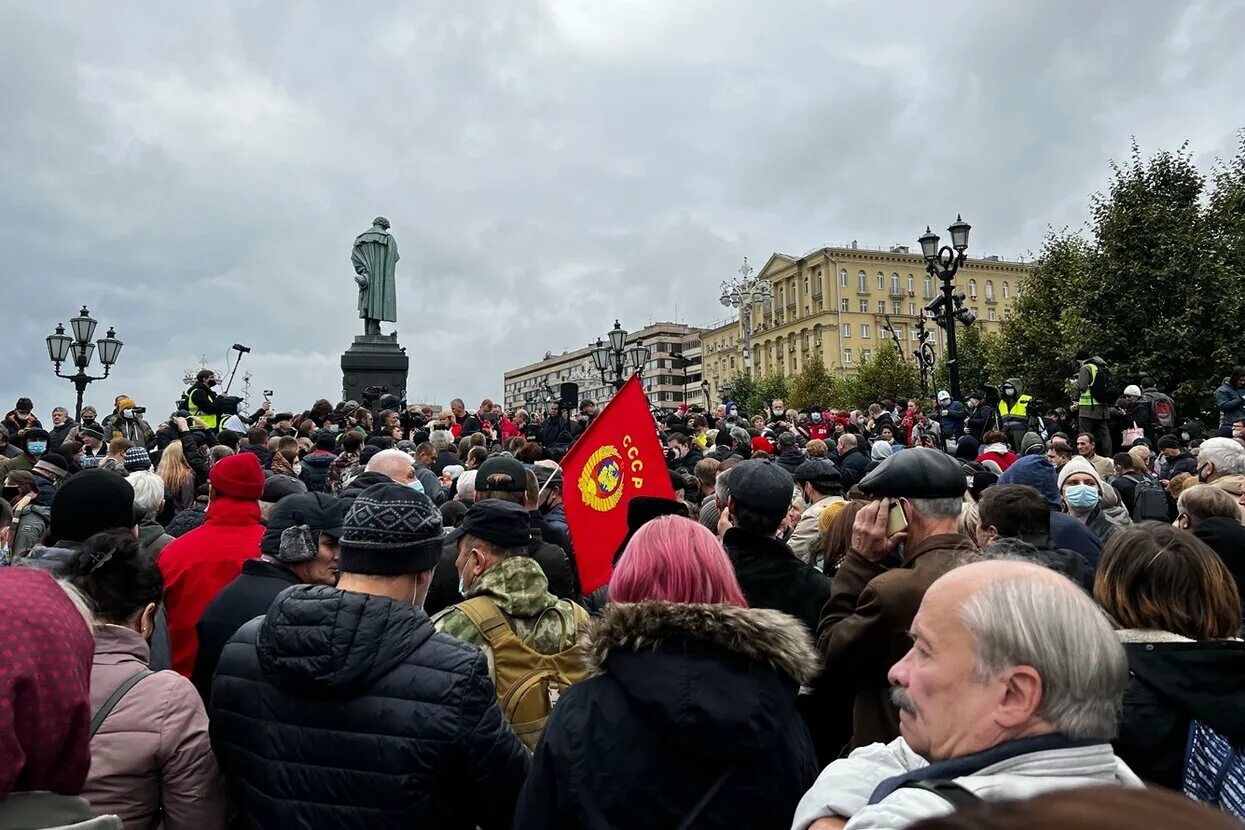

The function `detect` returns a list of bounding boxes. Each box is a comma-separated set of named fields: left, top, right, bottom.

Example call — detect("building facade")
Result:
left=503, top=322, right=703, bottom=413
left=700, top=245, right=1033, bottom=403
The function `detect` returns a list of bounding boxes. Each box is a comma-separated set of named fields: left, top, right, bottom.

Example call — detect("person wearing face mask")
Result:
left=996, top=378, right=1033, bottom=451
left=1058, top=455, right=1129, bottom=544
left=64, top=531, right=226, bottom=830
left=1194, top=437, right=1245, bottom=509
left=210, top=483, right=529, bottom=828
left=104, top=396, right=156, bottom=448
left=0, top=427, right=51, bottom=478
left=1, top=396, right=41, bottom=438
left=806, top=406, right=831, bottom=441
left=192, top=491, right=347, bottom=705
left=185, top=369, right=230, bottom=432
left=1214, top=366, right=1245, bottom=438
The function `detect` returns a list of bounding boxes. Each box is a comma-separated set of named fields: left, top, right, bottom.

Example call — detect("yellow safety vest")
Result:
left=1079, top=364, right=1099, bottom=408
left=187, top=387, right=219, bottom=429
left=998, top=395, right=1032, bottom=418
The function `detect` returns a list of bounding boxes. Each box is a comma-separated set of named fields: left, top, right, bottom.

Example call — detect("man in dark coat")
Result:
left=298, top=431, right=338, bottom=493
left=774, top=432, right=806, bottom=475
left=539, top=403, right=573, bottom=450
left=192, top=492, right=347, bottom=705
left=721, top=459, right=830, bottom=636
left=834, top=434, right=869, bottom=490
left=210, top=483, right=529, bottom=829
left=666, top=431, right=704, bottom=475
left=976, top=484, right=1095, bottom=591
left=819, top=448, right=978, bottom=749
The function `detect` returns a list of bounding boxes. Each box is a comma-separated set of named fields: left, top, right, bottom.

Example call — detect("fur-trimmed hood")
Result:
left=583, top=600, right=821, bottom=686
left=579, top=601, right=820, bottom=760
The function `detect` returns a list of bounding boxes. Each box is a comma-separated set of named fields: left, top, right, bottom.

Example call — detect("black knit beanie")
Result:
left=339, top=483, right=443, bottom=576
left=50, top=469, right=135, bottom=543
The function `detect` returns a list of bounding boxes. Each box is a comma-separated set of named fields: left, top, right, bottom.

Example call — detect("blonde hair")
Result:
left=157, top=438, right=195, bottom=493
left=958, top=500, right=980, bottom=539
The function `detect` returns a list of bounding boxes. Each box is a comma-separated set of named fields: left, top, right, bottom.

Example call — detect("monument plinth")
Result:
left=341, top=216, right=409, bottom=401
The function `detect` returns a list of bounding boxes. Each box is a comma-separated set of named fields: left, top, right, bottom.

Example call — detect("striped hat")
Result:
left=339, top=483, right=442, bottom=576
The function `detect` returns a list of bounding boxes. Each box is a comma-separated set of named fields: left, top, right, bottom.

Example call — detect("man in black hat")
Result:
left=78, top=421, right=107, bottom=465
left=721, top=458, right=830, bottom=636
left=210, top=483, right=529, bottom=828
left=818, top=447, right=978, bottom=749
left=192, top=491, right=347, bottom=704
left=789, top=459, right=845, bottom=566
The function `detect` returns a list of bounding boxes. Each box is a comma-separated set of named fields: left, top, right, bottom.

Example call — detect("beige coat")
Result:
left=80, top=625, right=226, bottom=830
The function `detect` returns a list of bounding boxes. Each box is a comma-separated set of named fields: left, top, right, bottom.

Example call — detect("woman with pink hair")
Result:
left=514, top=515, right=820, bottom=830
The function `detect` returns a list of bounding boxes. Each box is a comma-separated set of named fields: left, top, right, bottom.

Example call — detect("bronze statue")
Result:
left=352, top=216, right=399, bottom=337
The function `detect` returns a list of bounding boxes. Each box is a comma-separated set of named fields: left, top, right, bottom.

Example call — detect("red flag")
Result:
left=560, top=375, right=675, bottom=595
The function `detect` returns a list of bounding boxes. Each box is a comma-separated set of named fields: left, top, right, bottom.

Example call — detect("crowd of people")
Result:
left=1, top=356, right=1243, bottom=829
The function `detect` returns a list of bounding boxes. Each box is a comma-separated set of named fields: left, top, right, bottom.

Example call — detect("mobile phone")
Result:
left=886, top=499, right=909, bottom=536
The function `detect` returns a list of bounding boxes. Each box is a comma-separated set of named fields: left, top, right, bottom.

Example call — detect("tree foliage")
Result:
left=838, top=342, right=920, bottom=409
left=787, top=358, right=838, bottom=410
left=933, top=323, right=1002, bottom=402
left=721, top=370, right=788, bottom=419
left=996, top=134, right=1245, bottom=421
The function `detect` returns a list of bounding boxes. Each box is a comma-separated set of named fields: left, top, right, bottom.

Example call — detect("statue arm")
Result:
left=351, top=246, right=369, bottom=287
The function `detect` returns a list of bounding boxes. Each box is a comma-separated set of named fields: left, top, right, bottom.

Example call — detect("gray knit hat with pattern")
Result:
left=339, top=483, right=443, bottom=575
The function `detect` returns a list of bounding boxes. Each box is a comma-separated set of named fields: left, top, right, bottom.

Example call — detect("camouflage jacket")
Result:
left=432, top=555, right=580, bottom=683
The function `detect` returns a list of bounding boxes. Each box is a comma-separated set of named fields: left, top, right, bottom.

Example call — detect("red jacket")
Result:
left=157, top=497, right=263, bottom=677
left=976, top=447, right=1019, bottom=472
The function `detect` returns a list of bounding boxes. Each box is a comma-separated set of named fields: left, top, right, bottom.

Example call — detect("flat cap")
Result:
left=859, top=447, right=967, bottom=499
left=729, top=458, right=795, bottom=514
left=794, top=458, right=841, bottom=490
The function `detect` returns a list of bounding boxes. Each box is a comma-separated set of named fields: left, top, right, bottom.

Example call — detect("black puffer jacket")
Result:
left=1114, top=635, right=1245, bottom=790
left=210, top=584, right=529, bottom=829
left=298, top=451, right=336, bottom=493
left=514, top=601, right=819, bottom=829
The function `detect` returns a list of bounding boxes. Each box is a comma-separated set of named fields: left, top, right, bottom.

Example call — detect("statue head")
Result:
left=372, top=216, right=391, bottom=231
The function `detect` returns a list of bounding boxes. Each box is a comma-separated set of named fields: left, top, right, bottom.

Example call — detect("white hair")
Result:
left=429, top=430, right=453, bottom=451
left=1199, top=437, right=1245, bottom=477
left=959, top=575, right=1128, bottom=741
left=456, top=469, right=478, bottom=503
left=908, top=496, right=965, bottom=520
left=127, top=470, right=166, bottom=518
left=366, top=449, right=415, bottom=483
left=714, top=467, right=731, bottom=507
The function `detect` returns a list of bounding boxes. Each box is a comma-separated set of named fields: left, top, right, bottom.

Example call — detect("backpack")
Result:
left=9, top=505, right=51, bottom=562
left=1147, top=392, right=1177, bottom=430
left=1089, top=362, right=1115, bottom=403
left=457, top=596, right=589, bottom=752
left=1127, top=474, right=1169, bottom=522
left=1182, top=719, right=1245, bottom=818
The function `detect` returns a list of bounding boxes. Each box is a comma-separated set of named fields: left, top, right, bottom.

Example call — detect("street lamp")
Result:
left=47, top=306, right=123, bottom=423
left=919, top=216, right=972, bottom=401
left=914, top=313, right=937, bottom=399
left=590, top=320, right=650, bottom=392
left=719, top=257, right=773, bottom=373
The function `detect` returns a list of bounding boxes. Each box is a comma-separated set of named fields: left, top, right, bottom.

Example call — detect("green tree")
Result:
left=933, top=322, right=1002, bottom=402
left=837, top=342, right=920, bottom=409
left=787, top=358, right=838, bottom=410
left=720, top=370, right=788, bottom=419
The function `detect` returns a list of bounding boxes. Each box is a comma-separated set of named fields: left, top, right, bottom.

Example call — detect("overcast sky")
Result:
left=4, top=1, right=1243, bottom=419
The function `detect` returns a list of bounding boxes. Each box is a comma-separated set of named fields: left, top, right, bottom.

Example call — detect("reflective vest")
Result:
left=187, top=387, right=219, bottom=429
left=998, top=395, right=1032, bottom=419
left=1079, top=364, right=1099, bottom=408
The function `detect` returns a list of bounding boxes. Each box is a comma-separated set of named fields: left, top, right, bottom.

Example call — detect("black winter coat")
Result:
left=210, top=584, right=529, bottom=829
left=1114, top=637, right=1245, bottom=790
left=776, top=448, right=805, bottom=475
left=298, top=451, right=336, bottom=493
left=722, top=528, right=831, bottom=636
left=837, top=448, right=869, bottom=489
left=338, top=470, right=394, bottom=510
left=1194, top=516, right=1245, bottom=595
left=191, top=558, right=301, bottom=705
left=513, top=601, right=819, bottom=830
left=239, top=443, right=274, bottom=470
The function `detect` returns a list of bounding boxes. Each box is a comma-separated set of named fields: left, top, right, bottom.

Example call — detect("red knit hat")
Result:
left=208, top=451, right=265, bottom=500
left=751, top=436, right=774, bottom=454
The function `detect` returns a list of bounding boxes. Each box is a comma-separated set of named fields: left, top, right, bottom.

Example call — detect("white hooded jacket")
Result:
left=791, top=736, right=1142, bottom=830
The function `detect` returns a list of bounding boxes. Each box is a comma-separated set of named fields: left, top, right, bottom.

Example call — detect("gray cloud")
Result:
left=3, top=0, right=1243, bottom=417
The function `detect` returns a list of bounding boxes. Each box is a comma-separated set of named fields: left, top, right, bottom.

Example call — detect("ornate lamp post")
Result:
left=47, top=306, right=123, bottom=423
left=719, top=257, right=773, bottom=373
left=590, top=320, right=650, bottom=392
left=919, top=216, right=972, bottom=402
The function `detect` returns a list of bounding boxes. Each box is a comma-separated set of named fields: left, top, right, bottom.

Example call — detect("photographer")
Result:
left=186, top=369, right=236, bottom=431
left=107, top=396, right=156, bottom=449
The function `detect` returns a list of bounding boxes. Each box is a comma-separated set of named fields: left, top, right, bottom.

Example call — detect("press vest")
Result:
left=1079, top=364, right=1099, bottom=408
left=187, top=387, right=218, bottom=429
left=998, top=396, right=1032, bottom=419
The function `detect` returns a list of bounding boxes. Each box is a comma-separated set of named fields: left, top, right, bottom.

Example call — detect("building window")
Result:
left=907, top=274, right=915, bottom=294
left=862, top=349, right=871, bottom=362
left=988, top=308, right=997, bottom=321
left=1002, top=281, right=1009, bottom=299
left=986, top=280, right=995, bottom=301
left=840, top=269, right=848, bottom=287
left=909, top=302, right=916, bottom=316
left=878, top=301, right=885, bottom=313
left=842, top=323, right=851, bottom=338
left=968, top=279, right=978, bottom=299
left=891, top=273, right=900, bottom=294
left=912, top=327, right=920, bottom=341
left=877, top=272, right=885, bottom=290
left=924, top=275, right=933, bottom=298
left=1015, top=282, right=1022, bottom=299
left=857, top=270, right=867, bottom=292
left=860, top=324, right=871, bottom=338
left=840, top=297, right=850, bottom=312
left=843, top=349, right=853, bottom=364
left=859, top=299, right=869, bottom=313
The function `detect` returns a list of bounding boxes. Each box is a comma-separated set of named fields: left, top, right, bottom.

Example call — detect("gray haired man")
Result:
left=793, top=560, right=1140, bottom=830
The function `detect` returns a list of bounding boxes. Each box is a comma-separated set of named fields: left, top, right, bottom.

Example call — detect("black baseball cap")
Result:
left=476, top=456, right=527, bottom=493
left=449, top=500, right=532, bottom=549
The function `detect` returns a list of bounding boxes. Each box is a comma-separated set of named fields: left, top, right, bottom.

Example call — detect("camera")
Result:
left=131, top=406, right=146, bottom=416
left=361, top=385, right=388, bottom=408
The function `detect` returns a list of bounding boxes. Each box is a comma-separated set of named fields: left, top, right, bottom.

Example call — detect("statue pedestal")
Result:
left=341, top=333, right=409, bottom=403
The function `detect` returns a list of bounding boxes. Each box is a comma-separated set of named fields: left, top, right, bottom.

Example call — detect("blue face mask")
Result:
left=26, top=442, right=47, bottom=456
left=1064, top=484, right=1100, bottom=511
left=328, top=424, right=340, bottom=434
